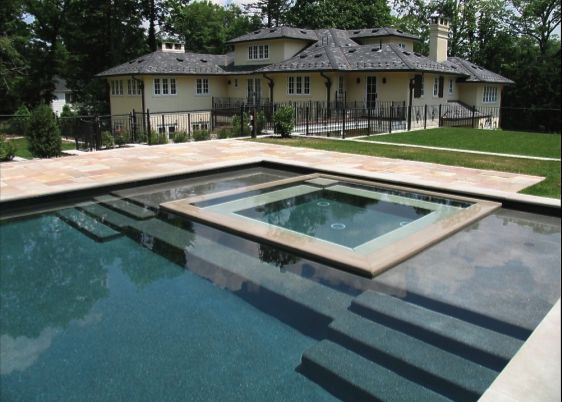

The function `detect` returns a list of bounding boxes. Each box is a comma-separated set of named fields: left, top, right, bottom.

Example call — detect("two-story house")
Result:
left=97, top=16, right=513, bottom=135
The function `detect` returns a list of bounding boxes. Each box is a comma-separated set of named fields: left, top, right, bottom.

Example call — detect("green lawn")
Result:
left=365, top=128, right=561, bottom=158
left=8, top=137, right=76, bottom=159
left=251, top=137, right=561, bottom=199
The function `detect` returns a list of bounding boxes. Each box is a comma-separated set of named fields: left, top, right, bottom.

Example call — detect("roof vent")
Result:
left=402, top=51, right=411, bottom=56
left=254, top=30, right=261, bottom=34
left=396, top=29, right=403, bottom=33
left=137, top=59, right=144, bottom=63
left=348, top=49, right=356, bottom=53
left=353, top=30, right=361, bottom=34
left=300, top=54, right=308, bottom=58
left=200, top=59, right=208, bottom=63
left=414, top=52, right=422, bottom=57
left=372, top=29, right=379, bottom=33
left=314, top=54, right=322, bottom=58
left=177, top=57, right=184, bottom=62
left=300, top=30, right=308, bottom=34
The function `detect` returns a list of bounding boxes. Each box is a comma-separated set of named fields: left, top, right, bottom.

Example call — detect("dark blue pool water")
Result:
left=1, top=167, right=560, bottom=401
left=237, top=189, right=431, bottom=248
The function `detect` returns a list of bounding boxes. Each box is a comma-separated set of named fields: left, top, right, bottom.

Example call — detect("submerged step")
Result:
left=94, top=195, right=155, bottom=220
left=56, top=208, right=122, bottom=242
left=300, top=340, right=451, bottom=402
left=350, top=291, right=523, bottom=370
left=328, top=311, right=497, bottom=400
left=78, top=203, right=139, bottom=229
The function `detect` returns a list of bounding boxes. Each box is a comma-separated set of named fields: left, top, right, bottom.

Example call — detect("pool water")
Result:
left=1, top=167, right=560, bottom=401
left=236, top=188, right=432, bottom=248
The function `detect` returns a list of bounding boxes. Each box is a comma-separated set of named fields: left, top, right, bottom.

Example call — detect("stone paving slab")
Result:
left=0, top=139, right=546, bottom=203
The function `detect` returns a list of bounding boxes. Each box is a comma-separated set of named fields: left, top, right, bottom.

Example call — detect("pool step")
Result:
left=300, top=340, right=451, bottom=402
left=326, top=311, right=496, bottom=400
left=78, top=203, right=139, bottom=230
left=56, top=208, right=122, bottom=242
left=94, top=195, right=155, bottom=220
left=349, top=290, right=524, bottom=370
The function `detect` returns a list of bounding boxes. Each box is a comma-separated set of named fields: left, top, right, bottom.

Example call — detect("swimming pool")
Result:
left=1, top=166, right=560, bottom=401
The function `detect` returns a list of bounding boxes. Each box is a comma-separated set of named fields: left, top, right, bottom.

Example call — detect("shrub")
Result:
left=59, top=105, right=77, bottom=138
left=172, top=131, right=189, bottom=143
left=231, top=113, right=251, bottom=137
left=25, top=104, right=62, bottom=158
left=255, top=111, right=267, bottom=135
left=273, top=105, right=294, bottom=138
left=149, top=130, right=169, bottom=145
left=101, top=131, right=114, bottom=148
left=217, top=128, right=232, bottom=139
left=114, top=131, right=130, bottom=147
left=10, top=105, right=31, bottom=135
left=192, top=130, right=210, bottom=141
left=0, top=135, right=16, bottom=161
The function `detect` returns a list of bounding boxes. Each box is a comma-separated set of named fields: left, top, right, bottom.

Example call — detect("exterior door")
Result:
left=247, top=78, right=261, bottom=105
left=366, top=76, right=377, bottom=108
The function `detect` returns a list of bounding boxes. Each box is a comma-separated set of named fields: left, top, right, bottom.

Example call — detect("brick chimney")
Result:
left=429, top=15, right=449, bottom=63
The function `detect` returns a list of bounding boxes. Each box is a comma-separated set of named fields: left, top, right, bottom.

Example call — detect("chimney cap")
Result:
left=430, top=14, right=450, bottom=26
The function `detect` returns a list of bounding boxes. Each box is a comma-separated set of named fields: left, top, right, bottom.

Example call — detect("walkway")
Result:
left=0, top=139, right=547, bottom=203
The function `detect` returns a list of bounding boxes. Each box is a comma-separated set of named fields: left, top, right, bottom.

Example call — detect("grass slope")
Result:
left=252, top=137, right=561, bottom=199
left=8, top=137, right=76, bottom=159
left=366, top=128, right=561, bottom=158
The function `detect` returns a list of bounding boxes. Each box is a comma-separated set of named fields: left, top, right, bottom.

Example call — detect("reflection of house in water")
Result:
left=50, top=76, right=75, bottom=115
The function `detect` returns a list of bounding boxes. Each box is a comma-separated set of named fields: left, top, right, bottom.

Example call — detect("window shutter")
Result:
left=438, top=76, right=444, bottom=98
left=413, top=75, right=423, bottom=98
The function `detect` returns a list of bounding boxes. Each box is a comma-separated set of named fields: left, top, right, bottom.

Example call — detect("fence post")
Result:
left=240, top=104, right=244, bottom=136
left=407, top=102, right=412, bottom=131
left=305, top=106, right=310, bottom=136
left=367, top=105, right=372, bottom=135
left=438, top=104, right=443, bottom=127
left=94, top=114, right=101, bottom=151
left=251, top=107, right=256, bottom=138
left=424, top=104, right=428, bottom=129
left=471, top=105, right=476, bottom=128
left=389, top=105, right=393, bottom=133
left=146, top=109, right=151, bottom=143
left=342, top=102, right=346, bottom=139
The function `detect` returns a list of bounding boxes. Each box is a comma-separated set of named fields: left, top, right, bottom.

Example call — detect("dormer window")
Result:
left=165, top=43, right=173, bottom=49
left=398, top=43, right=406, bottom=49
left=248, top=45, right=269, bottom=60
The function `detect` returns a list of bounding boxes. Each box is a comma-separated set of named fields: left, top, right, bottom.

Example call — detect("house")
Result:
left=97, top=16, right=513, bottom=135
left=50, top=77, right=75, bottom=116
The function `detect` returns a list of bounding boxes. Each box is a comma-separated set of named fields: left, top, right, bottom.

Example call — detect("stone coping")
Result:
left=479, top=299, right=561, bottom=402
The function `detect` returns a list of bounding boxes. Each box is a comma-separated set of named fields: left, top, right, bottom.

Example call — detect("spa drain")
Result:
left=331, top=223, right=346, bottom=230
left=317, top=201, right=330, bottom=207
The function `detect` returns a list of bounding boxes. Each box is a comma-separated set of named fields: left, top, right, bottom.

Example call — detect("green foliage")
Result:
left=273, top=105, right=294, bottom=138
left=192, top=130, right=210, bottom=141
left=25, top=104, right=62, bottom=158
left=231, top=113, right=251, bottom=136
left=0, top=135, right=17, bottom=161
left=172, top=131, right=189, bottom=143
left=101, top=131, right=114, bottom=148
left=217, top=128, right=232, bottom=139
left=9, top=105, right=30, bottom=135
left=58, top=105, right=78, bottom=138
left=149, top=130, right=169, bottom=145
left=287, top=0, right=392, bottom=29
left=114, top=130, right=129, bottom=147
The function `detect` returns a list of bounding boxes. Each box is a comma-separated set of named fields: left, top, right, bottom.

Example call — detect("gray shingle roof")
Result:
left=227, top=26, right=318, bottom=44
left=258, top=44, right=464, bottom=75
left=97, top=52, right=234, bottom=77
left=445, top=57, right=514, bottom=84
left=348, top=27, right=420, bottom=41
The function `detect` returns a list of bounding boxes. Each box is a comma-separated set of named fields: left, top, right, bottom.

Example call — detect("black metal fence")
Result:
left=1, top=102, right=559, bottom=153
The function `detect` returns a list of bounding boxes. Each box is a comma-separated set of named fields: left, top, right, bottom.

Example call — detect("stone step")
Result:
left=56, top=208, right=122, bottom=242
left=350, top=291, right=523, bottom=370
left=300, top=340, right=451, bottom=402
left=78, top=203, right=139, bottom=230
left=94, top=194, right=155, bottom=220
left=328, top=311, right=497, bottom=400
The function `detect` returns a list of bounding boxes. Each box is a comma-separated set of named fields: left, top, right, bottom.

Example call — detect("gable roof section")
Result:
left=349, top=27, right=420, bottom=41
left=227, top=26, right=318, bottom=44
left=445, top=57, right=514, bottom=84
left=258, top=44, right=464, bottom=75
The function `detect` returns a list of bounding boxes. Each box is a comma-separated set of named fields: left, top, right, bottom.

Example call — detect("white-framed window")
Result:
left=398, top=43, right=406, bottom=49
left=196, top=78, right=209, bottom=95
left=153, top=78, right=161, bottom=95
left=154, top=78, right=176, bottom=96
left=448, top=79, right=454, bottom=95
left=433, top=78, right=439, bottom=97
left=111, top=80, right=124, bottom=96
left=483, top=86, right=498, bottom=103
left=248, top=44, right=269, bottom=60
left=287, top=76, right=310, bottom=95
left=192, top=122, right=209, bottom=131
left=127, top=80, right=142, bottom=96
left=420, top=76, right=424, bottom=97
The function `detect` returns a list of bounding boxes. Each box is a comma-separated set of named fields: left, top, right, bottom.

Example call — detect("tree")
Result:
left=245, top=0, right=291, bottom=28
left=25, top=104, right=62, bottom=158
left=509, top=0, right=561, bottom=55
left=287, top=0, right=392, bottom=29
